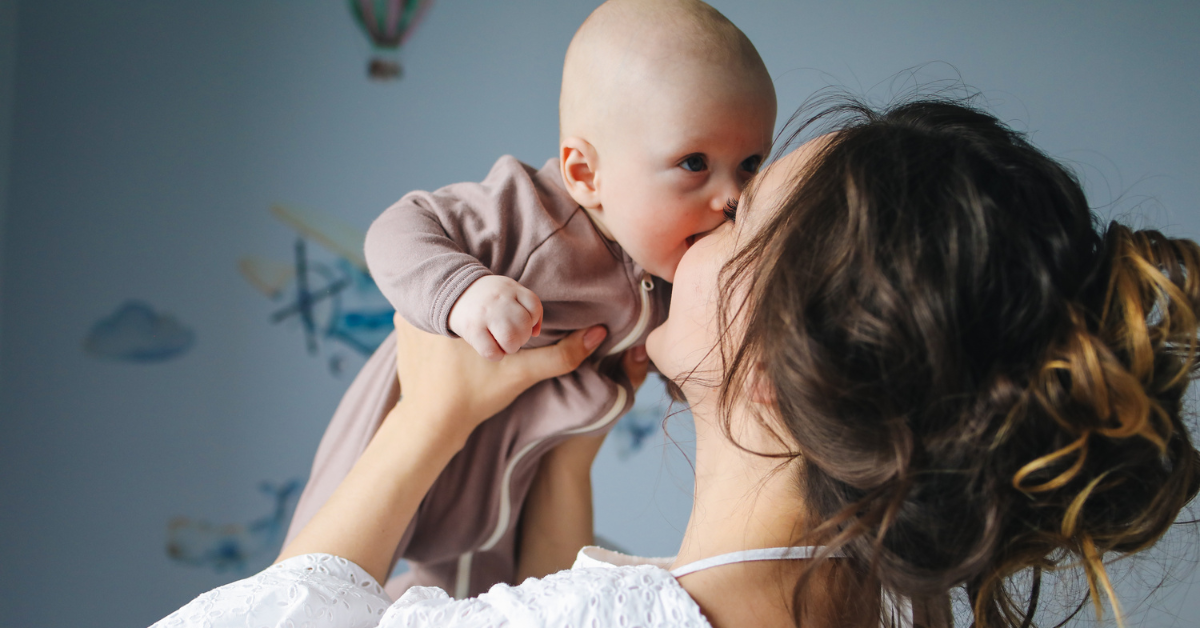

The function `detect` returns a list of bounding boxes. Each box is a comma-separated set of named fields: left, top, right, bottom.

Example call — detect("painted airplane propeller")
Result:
left=350, top=0, right=434, bottom=80
left=239, top=204, right=394, bottom=374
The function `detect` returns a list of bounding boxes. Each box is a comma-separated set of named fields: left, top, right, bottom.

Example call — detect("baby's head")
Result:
left=558, top=0, right=777, bottom=282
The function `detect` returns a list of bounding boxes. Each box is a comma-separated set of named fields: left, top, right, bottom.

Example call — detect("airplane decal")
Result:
left=240, top=204, right=394, bottom=375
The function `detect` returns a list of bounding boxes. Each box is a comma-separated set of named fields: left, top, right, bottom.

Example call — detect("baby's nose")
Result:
left=710, top=176, right=742, bottom=211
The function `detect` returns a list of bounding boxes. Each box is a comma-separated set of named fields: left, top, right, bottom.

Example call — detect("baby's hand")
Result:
left=448, top=275, right=544, bottom=361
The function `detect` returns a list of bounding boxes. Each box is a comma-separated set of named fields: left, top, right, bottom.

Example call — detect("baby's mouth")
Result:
left=686, top=227, right=717, bottom=248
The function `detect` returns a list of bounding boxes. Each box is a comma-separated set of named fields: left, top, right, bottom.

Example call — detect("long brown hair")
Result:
left=716, top=94, right=1200, bottom=627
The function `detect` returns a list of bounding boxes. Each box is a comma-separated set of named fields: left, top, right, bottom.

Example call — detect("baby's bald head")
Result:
left=556, top=1, right=777, bottom=282
left=560, top=0, right=774, bottom=146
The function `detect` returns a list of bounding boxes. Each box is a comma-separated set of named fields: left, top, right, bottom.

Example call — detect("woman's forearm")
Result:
left=276, top=400, right=470, bottom=584
left=516, top=433, right=606, bottom=580
left=275, top=322, right=606, bottom=587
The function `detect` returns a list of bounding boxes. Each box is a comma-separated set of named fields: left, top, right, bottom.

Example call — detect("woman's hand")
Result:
left=277, top=318, right=608, bottom=584
left=394, top=315, right=609, bottom=443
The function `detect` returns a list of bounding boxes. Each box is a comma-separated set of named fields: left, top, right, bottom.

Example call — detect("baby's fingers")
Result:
left=464, top=327, right=506, bottom=362
left=490, top=315, right=534, bottom=355
left=514, top=287, right=544, bottom=338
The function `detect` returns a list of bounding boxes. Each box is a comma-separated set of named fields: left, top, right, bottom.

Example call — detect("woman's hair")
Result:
left=718, top=94, right=1200, bottom=627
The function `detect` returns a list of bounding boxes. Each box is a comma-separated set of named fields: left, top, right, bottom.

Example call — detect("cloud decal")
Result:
left=83, top=300, right=196, bottom=362
left=167, top=480, right=301, bottom=573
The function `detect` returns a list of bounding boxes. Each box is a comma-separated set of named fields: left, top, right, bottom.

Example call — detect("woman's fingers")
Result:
left=392, top=317, right=608, bottom=434
left=623, top=345, right=650, bottom=392
left=510, top=326, right=607, bottom=389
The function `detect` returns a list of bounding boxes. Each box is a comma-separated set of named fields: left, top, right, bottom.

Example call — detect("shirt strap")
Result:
left=669, top=546, right=833, bottom=578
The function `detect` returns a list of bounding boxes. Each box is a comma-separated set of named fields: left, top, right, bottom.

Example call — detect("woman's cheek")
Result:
left=645, top=279, right=701, bottom=379
left=649, top=228, right=732, bottom=379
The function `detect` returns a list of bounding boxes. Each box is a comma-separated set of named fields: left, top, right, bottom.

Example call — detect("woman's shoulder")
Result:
left=152, top=553, right=392, bottom=628
left=381, top=547, right=711, bottom=628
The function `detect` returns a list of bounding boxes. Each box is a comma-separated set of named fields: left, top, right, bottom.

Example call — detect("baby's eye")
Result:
left=680, top=154, right=708, bottom=172
left=740, top=155, right=763, bottom=174
left=723, top=198, right=738, bottom=222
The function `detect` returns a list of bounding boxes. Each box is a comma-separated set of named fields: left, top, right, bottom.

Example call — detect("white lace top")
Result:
left=152, top=548, right=713, bottom=628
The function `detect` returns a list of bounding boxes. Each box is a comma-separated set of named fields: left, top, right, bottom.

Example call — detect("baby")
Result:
left=284, top=0, right=776, bottom=599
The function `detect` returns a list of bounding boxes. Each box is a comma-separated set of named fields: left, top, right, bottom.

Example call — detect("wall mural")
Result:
left=610, top=379, right=680, bottom=459
left=612, top=407, right=662, bottom=459
left=239, top=204, right=394, bottom=375
left=349, top=0, right=434, bottom=80
left=166, top=479, right=302, bottom=573
left=83, top=300, right=195, bottom=362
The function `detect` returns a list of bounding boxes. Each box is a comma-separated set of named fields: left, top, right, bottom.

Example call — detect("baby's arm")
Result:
left=364, top=156, right=553, bottom=353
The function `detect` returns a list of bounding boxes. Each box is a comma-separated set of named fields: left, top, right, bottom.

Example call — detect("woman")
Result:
left=154, top=96, right=1200, bottom=628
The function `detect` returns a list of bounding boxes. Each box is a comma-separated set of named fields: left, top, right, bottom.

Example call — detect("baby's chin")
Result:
left=635, top=260, right=674, bottom=284
left=643, top=249, right=686, bottom=284
left=626, top=240, right=688, bottom=283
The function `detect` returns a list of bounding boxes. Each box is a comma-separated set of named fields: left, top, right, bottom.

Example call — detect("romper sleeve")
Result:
left=150, top=553, right=391, bottom=628
left=364, top=156, right=558, bottom=337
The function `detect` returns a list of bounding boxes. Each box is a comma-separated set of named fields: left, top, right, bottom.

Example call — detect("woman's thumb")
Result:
left=513, top=326, right=607, bottom=385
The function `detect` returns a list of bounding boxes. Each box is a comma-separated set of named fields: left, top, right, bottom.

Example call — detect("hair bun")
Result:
left=1003, top=222, right=1200, bottom=624
left=724, top=95, right=1200, bottom=628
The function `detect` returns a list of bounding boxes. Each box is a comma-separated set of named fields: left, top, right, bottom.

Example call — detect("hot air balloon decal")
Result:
left=350, top=0, right=434, bottom=80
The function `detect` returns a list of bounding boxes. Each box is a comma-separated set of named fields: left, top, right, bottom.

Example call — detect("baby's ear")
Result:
left=560, top=137, right=601, bottom=209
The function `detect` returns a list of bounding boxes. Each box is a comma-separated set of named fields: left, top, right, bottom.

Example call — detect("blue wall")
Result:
left=0, top=2, right=1197, bottom=626
left=0, top=0, right=15, bottom=362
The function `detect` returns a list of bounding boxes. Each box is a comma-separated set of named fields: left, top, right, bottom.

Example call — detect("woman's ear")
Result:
left=560, top=137, right=601, bottom=210
left=745, top=362, right=776, bottom=406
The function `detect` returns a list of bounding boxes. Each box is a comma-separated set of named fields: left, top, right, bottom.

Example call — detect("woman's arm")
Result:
left=515, top=346, right=650, bottom=580
left=277, top=317, right=609, bottom=584
left=516, top=432, right=606, bottom=581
